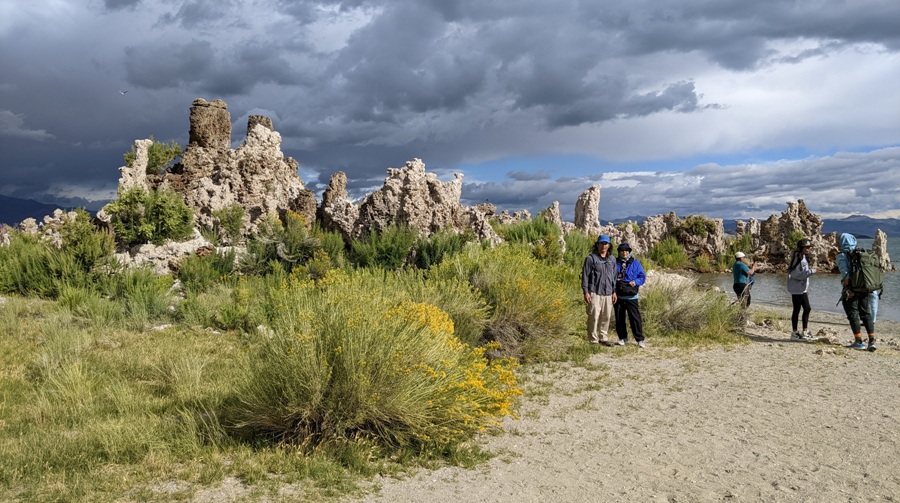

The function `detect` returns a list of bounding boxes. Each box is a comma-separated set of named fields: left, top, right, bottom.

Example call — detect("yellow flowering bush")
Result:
left=229, top=270, right=519, bottom=450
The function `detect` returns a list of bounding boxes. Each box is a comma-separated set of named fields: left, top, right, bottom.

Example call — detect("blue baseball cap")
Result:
left=597, top=234, right=610, bottom=244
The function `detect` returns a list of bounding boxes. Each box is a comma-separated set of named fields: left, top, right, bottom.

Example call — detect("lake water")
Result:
left=697, top=238, right=899, bottom=323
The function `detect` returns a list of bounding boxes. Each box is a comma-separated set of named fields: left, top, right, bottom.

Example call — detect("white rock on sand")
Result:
left=349, top=306, right=900, bottom=502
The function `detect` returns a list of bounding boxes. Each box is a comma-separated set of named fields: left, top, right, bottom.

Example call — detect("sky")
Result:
left=1, top=0, right=899, bottom=222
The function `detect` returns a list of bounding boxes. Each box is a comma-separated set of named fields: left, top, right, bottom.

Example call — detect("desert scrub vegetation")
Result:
left=228, top=270, right=520, bottom=450
left=0, top=213, right=749, bottom=502
left=429, top=243, right=582, bottom=361
left=105, top=186, right=194, bottom=246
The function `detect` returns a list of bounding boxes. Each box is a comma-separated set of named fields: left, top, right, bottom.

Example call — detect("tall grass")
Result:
left=430, top=243, right=582, bottom=361
left=349, top=224, right=417, bottom=269
left=640, top=273, right=744, bottom=346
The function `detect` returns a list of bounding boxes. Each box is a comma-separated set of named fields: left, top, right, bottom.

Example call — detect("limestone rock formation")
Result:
left=318, top=171, right=360, bottom=241
left=872, top=229, right=894, bottom=272
left=113, top=99, right=311, bottom=237
left=356, top=158, right=465, bottom=236
left=574, top=185, right=601, bottom=236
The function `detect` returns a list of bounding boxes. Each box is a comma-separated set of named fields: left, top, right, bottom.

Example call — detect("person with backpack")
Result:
left=836, top=233, right=877, bottom=351
left=582, top=234, right=617, bottom=345
left=732, top=251, right=757, bottom=306
left=787, top=238, right=816, bottom=340
left=614, top=242, right=647, bottom=348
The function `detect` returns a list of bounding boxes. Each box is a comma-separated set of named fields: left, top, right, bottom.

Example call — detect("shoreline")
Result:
left=348, top=305, right=900, bottom=503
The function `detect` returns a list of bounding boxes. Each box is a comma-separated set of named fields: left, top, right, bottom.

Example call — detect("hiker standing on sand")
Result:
left=787, top=238, right=816, bottom=340
left=582, top=234, right=617, bottom=345
left=836, top=233, right=876, bottom=351
left=614, top=242, right=647, bottom=348
left=732, top=251, right=757, bottom=306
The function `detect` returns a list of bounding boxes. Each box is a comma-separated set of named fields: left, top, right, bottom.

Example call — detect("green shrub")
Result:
left=495, top=216, right=563, bottom=264
left=430, top=244, right=581, bottom=361
left=349, top=224, right=417, bottom=269
left=124, top=136, right=182, bottom=175
left=346, top=268, right=490, bottom=348
left=648, top=236, right=690, bottom=270
left=563, top=231, right=594, bottom=269
left=106, top=187, right=194, bottom=246
left=212, top=204, right=246, bottom=245
left=228, top=270, right=520, bottom=450
left=640, top=274, right=743, bottom=345
left=677, top=215, right=717, bottom=236
left=59, top=209, right=116, bottom=270
left=412, top=228, right=472, bottom=269
left=176, top=249, right=236, bottom=294
left=241, top=212, right=333, bottom=275
left=103, top=267, right=173, bottom=329
left=721, top=233, right=753, bottom=268
left=0, top=233, right=57, bottom=297
left=787, top=230, right=806, bottom=252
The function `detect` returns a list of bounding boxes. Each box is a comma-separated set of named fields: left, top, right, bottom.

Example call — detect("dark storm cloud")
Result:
left=124, top=40, right=215, bottom=90
left=104, top=0, right=141, bottom=10
left=2, top=0, right=899, bottom=217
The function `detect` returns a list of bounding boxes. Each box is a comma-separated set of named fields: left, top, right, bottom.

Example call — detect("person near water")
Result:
left=787, top=238, right=816, bottom=340
left=582, top=234, right=617, bottom=345
left=732, top=251, right=757, bottom=306
left=613, top=242, right=647, bottom=348
left=836, top=233, right=876, bottom=351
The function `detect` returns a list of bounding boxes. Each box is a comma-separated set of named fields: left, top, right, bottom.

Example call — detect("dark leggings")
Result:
left=614, top=297, right=644, bottom=342
left=733, top=283, right=750, bottom=306
left=791, top=293, right=810, bottom=331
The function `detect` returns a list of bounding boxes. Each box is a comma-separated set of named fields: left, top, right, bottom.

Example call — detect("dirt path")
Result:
left=349, top=306, right=900, bottom=502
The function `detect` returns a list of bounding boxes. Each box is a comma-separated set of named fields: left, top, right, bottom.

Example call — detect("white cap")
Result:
left=734, top=251, right=746, bottom=259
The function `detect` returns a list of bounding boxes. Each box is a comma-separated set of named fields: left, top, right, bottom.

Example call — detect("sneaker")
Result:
left=803, top=330, right=814, bottom=339
left=792, top=331, right=813, bottom=341
left=868, top=340, right=877, bottom=352
left=637, top=340, right=647, bottom=349
left=848, top=340, right=867, bottom=350
left=616, top=339, right=626, bottom=346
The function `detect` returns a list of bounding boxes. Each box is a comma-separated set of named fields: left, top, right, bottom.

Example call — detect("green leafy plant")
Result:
left=123, top=136, right=183, bottom=175
left=648, top=236, right=690, bottom=269
left=106, top=187, right=194, bottom=246
left=413, top=228, right=472, bottom=269
left=212, top=204, right=246, bottom=245
left=349, top=224, right=417, bottom=269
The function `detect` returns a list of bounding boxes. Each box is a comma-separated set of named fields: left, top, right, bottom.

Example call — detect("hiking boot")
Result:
left=616, top=339, right=626, bottom=346
left=637, top=340, right=647, bottom=349
left=848, top=340, right=867, bottom=350
left=868, top=340, right=877, bottom=352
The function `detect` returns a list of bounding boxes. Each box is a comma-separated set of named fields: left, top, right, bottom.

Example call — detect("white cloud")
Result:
left=0, top=110, right=54, bottom=140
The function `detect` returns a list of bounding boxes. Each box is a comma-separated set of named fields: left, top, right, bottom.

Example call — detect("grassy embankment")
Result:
left=0, top=212, right=746, bottom=502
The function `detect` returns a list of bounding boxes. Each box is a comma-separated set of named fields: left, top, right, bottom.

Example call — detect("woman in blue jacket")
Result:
left=614, top=243, right=647, bottom=348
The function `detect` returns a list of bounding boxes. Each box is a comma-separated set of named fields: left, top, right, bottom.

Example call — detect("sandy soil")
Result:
left=348, top=304, right=900, bottom=503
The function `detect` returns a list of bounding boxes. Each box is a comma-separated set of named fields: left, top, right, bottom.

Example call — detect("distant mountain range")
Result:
left=2, top=194, right=898, bottom=238
left=0, top=195, right=68, bottom=226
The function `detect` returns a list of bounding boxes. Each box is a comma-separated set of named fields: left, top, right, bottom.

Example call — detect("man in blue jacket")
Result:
left=614, top=242, right=647, bottom=348
left=836, top=233, right=876, bottom=351
left=582, top=234, right=617, bottom=345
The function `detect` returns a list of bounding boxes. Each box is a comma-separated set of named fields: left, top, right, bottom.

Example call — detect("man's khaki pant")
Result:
left=586, top=293, right=613, bottom=343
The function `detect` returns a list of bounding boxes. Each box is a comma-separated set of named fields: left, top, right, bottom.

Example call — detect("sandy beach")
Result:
left=349, top=305, right=900, bottom=502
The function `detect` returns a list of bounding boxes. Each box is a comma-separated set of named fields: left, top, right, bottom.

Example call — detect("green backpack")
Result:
left=846, top=248, right=884, bottom=293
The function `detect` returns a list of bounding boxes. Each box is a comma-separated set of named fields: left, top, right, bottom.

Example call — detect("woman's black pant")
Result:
left=615, top=297, right=644, bottom=342
left=733, top=283, right=750, bottom=306
left=791, top=293, right=811, bottom=331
